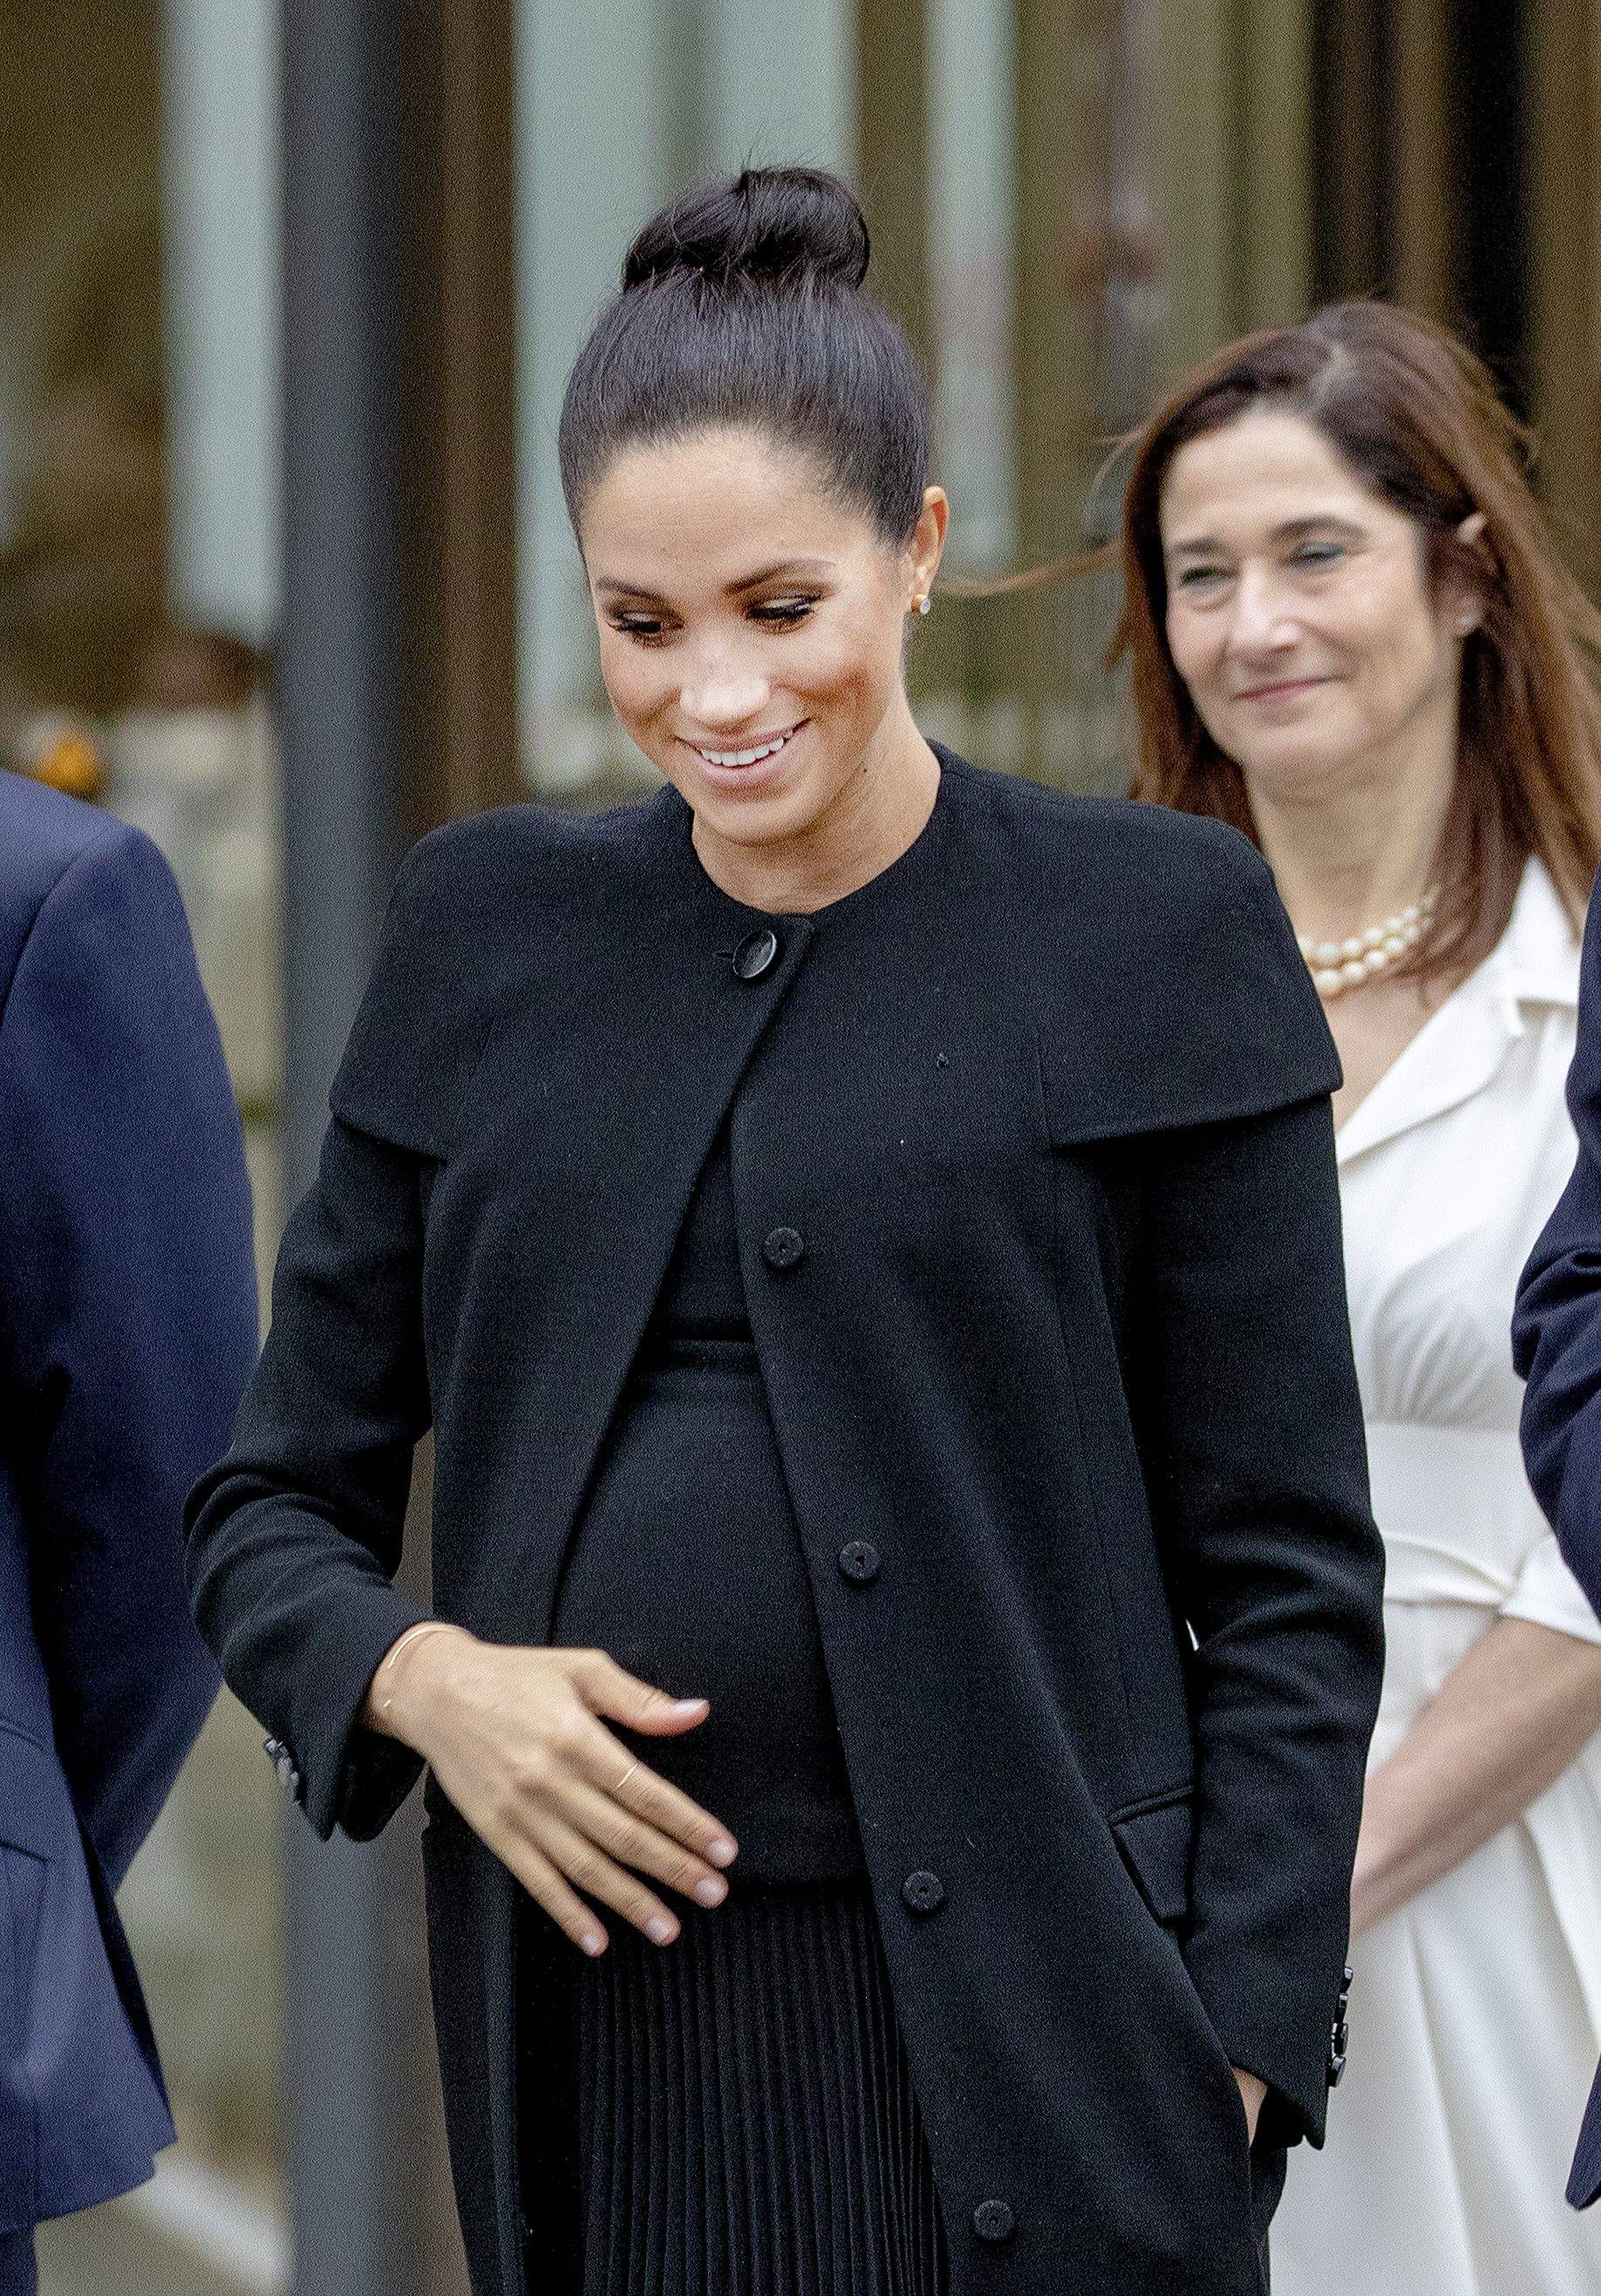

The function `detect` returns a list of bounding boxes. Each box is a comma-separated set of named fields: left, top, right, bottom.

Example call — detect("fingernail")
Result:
left=581, top=1930, right=606, bottom=1958
left=646, top=1915, right=678, bottom=1945
left=706, top=1837, right=737, bottom=1867
left=694, top=1877, right=727, bottom=1907
left=671, top=1698, right=709, bottom=1717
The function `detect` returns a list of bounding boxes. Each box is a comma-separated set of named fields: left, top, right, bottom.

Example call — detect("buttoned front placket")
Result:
left=722, top=878, right=1032, bottom=2279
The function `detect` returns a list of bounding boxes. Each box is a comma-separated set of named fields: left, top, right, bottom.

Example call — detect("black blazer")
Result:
left=187, top=752, right=1383, bottom=2296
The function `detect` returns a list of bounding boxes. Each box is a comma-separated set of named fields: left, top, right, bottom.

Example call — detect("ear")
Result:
left=906, top=487, right=950, bottom=610
left=1444, top=509, right=1490, bottom=636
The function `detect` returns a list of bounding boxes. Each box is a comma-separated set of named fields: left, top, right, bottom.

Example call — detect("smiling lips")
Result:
left=688, top=722, right=806, bottom=769
left=1236, top=676, right=1332, bottom=703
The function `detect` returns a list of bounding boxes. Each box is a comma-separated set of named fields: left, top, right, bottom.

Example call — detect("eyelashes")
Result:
left=607, top=596, right=823, bottom=645
left=1174, top=544, right=1350, bottom=594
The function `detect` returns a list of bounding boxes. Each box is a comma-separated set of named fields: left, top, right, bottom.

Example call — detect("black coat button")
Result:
left=972, top=2200, right=1016, bottom=2243
left=732, top=928, right=780, bottom=980
left=839, top=1540, right=880, bottom=1585
left=902, top=1870, right=945, bottom=1914
left=762, top=1226, right=806, bottom=1271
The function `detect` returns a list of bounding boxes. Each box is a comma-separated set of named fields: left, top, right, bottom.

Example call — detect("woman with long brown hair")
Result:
left=1117, top=299, right=1601, bottom=2292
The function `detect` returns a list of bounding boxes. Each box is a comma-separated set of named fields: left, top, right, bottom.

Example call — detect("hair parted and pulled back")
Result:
left=559, top=166, right=930, bottom=544
left=1118, top=300, right=1601, bottom=984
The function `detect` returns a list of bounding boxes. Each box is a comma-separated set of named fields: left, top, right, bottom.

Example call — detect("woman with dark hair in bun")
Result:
left=186, top=167, right=1382, bottom=2296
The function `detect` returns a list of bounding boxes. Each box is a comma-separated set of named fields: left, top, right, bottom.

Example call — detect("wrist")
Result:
left=365, top=1621, right=475, bottom=1751
left=1350, top=1802, right=1409, bottom=1933
left=1231, top=2067, right=1268, bottom=2141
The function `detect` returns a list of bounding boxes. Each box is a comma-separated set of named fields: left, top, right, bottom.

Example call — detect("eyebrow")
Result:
left=1165, top=514, right=1366, bottom=559
left=593, top=557, right=834, bottom=602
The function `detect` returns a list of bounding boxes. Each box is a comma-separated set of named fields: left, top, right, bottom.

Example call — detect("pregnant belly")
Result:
left=552, top=1352, right=863, bottom=1882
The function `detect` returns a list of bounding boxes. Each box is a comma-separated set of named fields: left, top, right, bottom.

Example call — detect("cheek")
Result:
left=596, top=637, right=664, bottom=727
left=794, top=610, right=902, bottom=712
left=1164, top=609, right=1220, bottom=700
left=1339, top=599, right=1447, bottom=709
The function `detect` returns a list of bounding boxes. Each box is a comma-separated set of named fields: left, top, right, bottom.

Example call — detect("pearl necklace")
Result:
left=1297, top=887, right=1440, bottom=998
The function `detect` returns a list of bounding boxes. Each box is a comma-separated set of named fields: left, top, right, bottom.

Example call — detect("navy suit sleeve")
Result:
left=1516, top=887, right=1601, bottom=1611
left=0, top=820, right=258, bottom=1884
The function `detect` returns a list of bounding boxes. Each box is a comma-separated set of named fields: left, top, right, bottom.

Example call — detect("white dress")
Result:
left=1271, top=862, right=1601, bottom=2296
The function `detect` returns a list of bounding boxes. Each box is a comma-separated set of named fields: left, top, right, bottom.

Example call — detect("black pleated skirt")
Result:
left=521, top=1881, right=949, bottom=2295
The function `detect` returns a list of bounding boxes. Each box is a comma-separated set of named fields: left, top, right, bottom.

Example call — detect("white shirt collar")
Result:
left=1498, top=855, right=1582, bottom=1012
left=1334, top=859, right=1580, bottom=1168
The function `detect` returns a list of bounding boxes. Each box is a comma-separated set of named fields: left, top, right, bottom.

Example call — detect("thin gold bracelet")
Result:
left=371, top=1619, right=457, bottom=1724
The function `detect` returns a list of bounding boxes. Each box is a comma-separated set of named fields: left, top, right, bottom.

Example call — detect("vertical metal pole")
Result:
left=1011, top=0, right=1097, bottom=786
left=277, top=4, right=429, bottom=2290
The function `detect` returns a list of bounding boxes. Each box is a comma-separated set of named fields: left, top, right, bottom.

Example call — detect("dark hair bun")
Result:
left=622, top=166, right=870, bottom=295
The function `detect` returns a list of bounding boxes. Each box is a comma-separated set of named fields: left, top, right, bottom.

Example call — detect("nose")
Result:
left=678, top=641, right=771, bottom=732
left=1225, top=565, right=1298, bottom=656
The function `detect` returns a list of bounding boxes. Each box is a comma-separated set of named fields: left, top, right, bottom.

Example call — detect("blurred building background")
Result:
left=2, top=1, right=1595, bottom=2289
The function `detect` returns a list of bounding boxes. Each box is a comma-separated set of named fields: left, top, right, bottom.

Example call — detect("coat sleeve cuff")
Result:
left=277, top=1580, right=435, bottom=1842
left=1182, top=1938, right=1344, bottom=2149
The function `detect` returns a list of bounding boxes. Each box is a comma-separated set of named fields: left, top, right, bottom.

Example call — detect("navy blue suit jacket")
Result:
left=1516, top=880, right=1601, bottom=2208
left=0, top=772, right=256, bottom=2231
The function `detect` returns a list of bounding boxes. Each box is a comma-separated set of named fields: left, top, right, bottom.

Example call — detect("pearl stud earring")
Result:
left=1456, top=611, right=1478, bottom=635
left=911, top=595, right=931, bottom=617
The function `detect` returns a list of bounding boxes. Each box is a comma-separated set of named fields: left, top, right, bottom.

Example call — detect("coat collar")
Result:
left=643, top=739, right=965, bottom=930
left=1334, top=859, right=1579, bottom=1168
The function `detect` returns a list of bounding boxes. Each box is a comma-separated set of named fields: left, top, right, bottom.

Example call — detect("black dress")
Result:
left=522, top=1120, right=950, bottom=2294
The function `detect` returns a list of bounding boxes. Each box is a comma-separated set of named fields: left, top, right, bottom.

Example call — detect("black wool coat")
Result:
left=187, top=750, right=1384, bottom=2296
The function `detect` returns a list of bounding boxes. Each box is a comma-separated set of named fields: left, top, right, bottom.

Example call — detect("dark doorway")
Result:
left=1311, top=0, right=1533, bottom=412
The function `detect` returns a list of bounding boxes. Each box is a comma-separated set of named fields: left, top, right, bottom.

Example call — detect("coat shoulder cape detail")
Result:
left=328, top=751, right=1340, bottom=1158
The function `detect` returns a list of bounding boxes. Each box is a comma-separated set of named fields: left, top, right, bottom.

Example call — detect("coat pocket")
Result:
left=1109, top=1784, right=1194, bottom=1926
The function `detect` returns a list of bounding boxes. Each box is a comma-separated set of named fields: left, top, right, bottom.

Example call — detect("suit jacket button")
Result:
left=732, top=928, right=780, bottom=980
left=762, top=1226, right=805, bottom=1271
left=902, top=1870, right=945, bottom=1914
left=839, top=1540, right=880, bottom=1584
left=972, top=2199, right=1015, bottom=2243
